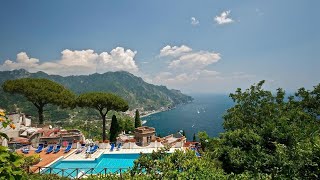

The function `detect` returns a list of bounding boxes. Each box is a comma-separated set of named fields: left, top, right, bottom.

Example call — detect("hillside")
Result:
left=0, top=69, right=193, bottom=114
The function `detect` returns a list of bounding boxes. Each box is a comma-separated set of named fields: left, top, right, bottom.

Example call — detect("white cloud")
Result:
left=168, top=51, right=220, bottom=70
left=0, top=47, right=139, bottom=76
left=214, top=10, right=234, bottom=25
left=160, top=45, right=192, bottom=57
left=190, top=17, right=199, bottom=26
left=160, top=44, right=221, bottom=71
left=2, top=52, right=40, bottom=71
left=153, top=45, right=222, bottom=87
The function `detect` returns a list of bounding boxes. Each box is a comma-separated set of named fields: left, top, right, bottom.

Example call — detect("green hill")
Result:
left=0, top=69, right=193, bottom=116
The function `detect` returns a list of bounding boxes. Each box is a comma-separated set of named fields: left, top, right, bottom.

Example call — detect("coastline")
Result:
left=141, top=109, right=163, bottom=118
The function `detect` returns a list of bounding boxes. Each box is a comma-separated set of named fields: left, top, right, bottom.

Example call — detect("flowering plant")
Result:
left=0, top=110, right=16, bottom=140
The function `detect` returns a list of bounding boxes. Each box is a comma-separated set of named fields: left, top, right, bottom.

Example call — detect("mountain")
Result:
left=0, top=69, right=193, bottom=113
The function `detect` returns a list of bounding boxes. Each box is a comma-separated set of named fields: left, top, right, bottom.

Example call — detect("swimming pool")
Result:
left=45, top=154, right=140, bottom=178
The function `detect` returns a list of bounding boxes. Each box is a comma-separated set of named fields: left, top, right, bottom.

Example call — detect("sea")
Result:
left=142, top=94, right=234, bottom=141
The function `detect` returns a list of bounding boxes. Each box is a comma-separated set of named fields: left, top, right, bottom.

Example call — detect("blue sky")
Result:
left=0, top=0, right=319, bottom=93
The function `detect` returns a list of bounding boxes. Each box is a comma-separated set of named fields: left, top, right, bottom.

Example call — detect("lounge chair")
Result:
left=85, top=145, right=91, bottom=154
left=76, top=144, right=85, bottom=154
left=195, top=151, right=201, bottom=157
left=21, top=146, right=29, bottom=154
left=116, top=143, right=121, bottom=151
left=89, top=144, right=99, bottom=154
left=53, top=144, right=61, bottom=153
left=64, top=143, right=72, bottom=153
left=110, top=143, right=115, bottom=151
left=35, top=144, right=44, bottom=153
left=46, top=145, right=54, bottom=154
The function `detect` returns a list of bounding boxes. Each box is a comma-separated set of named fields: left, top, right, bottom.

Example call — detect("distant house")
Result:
left=0, top=112, right=85, bottom=148
left=0, top=113, right=32, bottom=145
left=29, top=128, right=85, bottom=147
left=117, top=126, right=186, bottom=149
left=134, top=126, right=156, bottom=146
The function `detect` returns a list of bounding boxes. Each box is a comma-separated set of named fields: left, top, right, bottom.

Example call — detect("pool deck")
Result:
left=19, top=147, right=185, bottom=170
left=17, top=149, right=75, bottom=172
left=64, top=147, right=185, bottom=161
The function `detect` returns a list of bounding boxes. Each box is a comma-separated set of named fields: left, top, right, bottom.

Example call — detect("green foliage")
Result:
left=119, top=116, right=135, bottom=134
left=2, top=78, right=75, bottom=124
left=204, top=81, right=320, bottom=179
left=25, top=174, right=70, bottom=180
left=0, top=111, right=12, bottom=140
left=21, top=154, right=41, bottom=170
left=193, top=133, right=196, bottom=142
left=130, top=147, right=226, bottom=179
left=109, top=115, right=120, bottom=142
left=134, top=109, right=141, bottom=128
left=0, top=146, right=25, bottom=180
left=77, top=92, right=129, bottom=141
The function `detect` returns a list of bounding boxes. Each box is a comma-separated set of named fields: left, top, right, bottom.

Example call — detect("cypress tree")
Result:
left=134, top=109, right=141, bottom=128
left=109, top=115, right=120, bottom=142
left=193, top=133, right=196, bottom=142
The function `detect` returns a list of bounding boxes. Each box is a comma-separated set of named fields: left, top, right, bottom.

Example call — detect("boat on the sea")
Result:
left=142, top=120, right=147, bottom=125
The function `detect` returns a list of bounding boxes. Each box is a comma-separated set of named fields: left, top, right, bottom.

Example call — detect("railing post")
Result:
left=76, top=168, right=79, bottom=179
left=120, top=168, right=122, bottom=180
left=50, top=167, right=52, bottom=174
left=62, top=169, right=64, bottom=177
left=38, top=167, right=41, bottom=174
left=104, top=168, right=107, bottom=177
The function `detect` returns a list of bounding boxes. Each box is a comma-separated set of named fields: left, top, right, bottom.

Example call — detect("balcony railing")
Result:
left=30, top=165, right=130, bottom=179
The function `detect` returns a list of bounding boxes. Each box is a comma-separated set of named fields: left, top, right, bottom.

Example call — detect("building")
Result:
left=29, top=128, right=85, bottom=147
left=134, top=126, right=156, bottom=146
left=0, top=112, right=85, bottom=148
left=0, top=113, right=32, bottom=145
left=117, top=126, right=186, bottom=149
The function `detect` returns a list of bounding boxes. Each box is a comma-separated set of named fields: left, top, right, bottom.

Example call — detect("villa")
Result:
left=117, top=126, right=187, bottom=149
left=0, top=112, right=85, bottom=149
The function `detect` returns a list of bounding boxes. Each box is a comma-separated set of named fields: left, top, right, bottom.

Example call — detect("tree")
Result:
left=76, top=92, right=129, bottom=141
left=119, top=117, right=134, bottom=134
left=204, top=81, right=320, bottom=178
left=2, top=78, right=75, bottom=124
left=109, top=115, right=120, bottom=142
left=134, top=109, right=141, bottom=128
left=193, top=133, right=196, bottom=142
left=130, top=147, right=226, bottom=179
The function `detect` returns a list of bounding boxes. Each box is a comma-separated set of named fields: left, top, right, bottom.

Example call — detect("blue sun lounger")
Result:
left=53, top=144, right=61, bottom=153
left=116, top=143, right=121, bottom=151
left=35, top=144, right=44, bottom=153
left=86, top=145, right=91, bottom=154
left=46, top=145, right=54, bottom=154
left=191, top=147, right=201, bottom=157
left=110, top=143, right=115, bottom=151
left=195, top=151, right=201, bottom=157
left=64, top=143, right=72, bottom=153
left=21, top=146, right=29, bottom=154
left=89, top=144, right=99, bottom=154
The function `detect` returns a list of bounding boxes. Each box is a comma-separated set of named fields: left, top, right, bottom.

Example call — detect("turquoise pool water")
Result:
left=45, top=154, right=140, bottom=177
